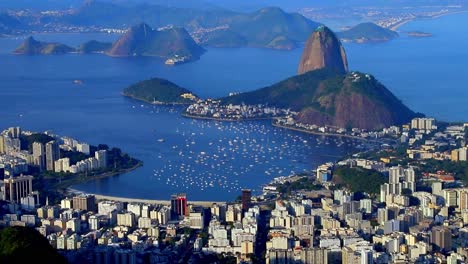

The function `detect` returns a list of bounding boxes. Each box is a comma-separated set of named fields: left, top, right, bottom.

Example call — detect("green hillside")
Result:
left=0, top=227, right=67, bottom=263
left=339, top=22, right=399, bottom=42
left=77, top=40, right=112, bottom=53
left=333, top=166, right=387, bottom=195
left=221, top=68, right=340, bottom=110
left=221, top=68, right=416, bottom=130
left=199, top=29, right=247, bottom=48
left=123, top=78, right=197, bottom=104
left=226, top=7, right=320, bottom=49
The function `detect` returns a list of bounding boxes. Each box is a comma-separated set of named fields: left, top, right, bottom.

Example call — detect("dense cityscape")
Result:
left=1, top=116, right=468, bottom=263
left=2, top=0, right=468, bottom=264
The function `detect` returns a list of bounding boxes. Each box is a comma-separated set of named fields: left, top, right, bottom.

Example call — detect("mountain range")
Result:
left=60, top=1, right=321, bottom=50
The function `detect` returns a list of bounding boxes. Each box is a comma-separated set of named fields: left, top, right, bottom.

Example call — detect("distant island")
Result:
left=108, top=23, right=205, bottom=63
left=10, top=4, right=325, bottom=60
left=13, top=36, right=112, bottom=55
left=13, top=36, right=75, bottom=55
left=406, top=31, right=433, bottom=38
left=123, top=78, right=198, bottom=105
left=338, top=22, right=399, bottom=43
left=185, top=26, right=417, bottom=131
left=13, top=23, right=206, bottom=64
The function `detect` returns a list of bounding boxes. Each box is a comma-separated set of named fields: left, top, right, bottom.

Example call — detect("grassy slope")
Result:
left=77, top=40, right=113, bottom=53
left=220, top=68, right=340, bottom=110
left=333, top=166, right=387, bottom=194
left=220, top=69, right=415, bottom=121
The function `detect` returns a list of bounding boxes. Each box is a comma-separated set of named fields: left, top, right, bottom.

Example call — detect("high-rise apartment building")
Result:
left=7, top=127, right=21, bottom=138
left=45, top=141, right=60, bottom=171
left=432, top=226, right=452, bottom=251
left=171, top=193, right=188, bottom=217
left=95, top=150, right=108, bottom=169
left=411, top=118, right=435, bottom=131
left=242, top=189, right=252, bottom=211
left=0, top=164, right=5, bottom=180
left=459, top=190, right=468, bottom=211
left=0, top=135, right=5, bottom=154
left=32, top=142, right=46, bottom=171
left=72, top=194, right=96, bottom=212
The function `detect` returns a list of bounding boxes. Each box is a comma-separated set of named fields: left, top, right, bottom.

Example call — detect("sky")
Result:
left=1, top=0, right=467, bottom=12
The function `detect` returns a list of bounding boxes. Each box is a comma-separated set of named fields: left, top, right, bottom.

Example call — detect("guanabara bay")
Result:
left=1, top=1, right=468, bottom=264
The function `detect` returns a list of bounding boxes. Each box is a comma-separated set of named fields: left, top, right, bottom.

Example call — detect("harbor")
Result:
left=73, top=104, right=359, bottom=200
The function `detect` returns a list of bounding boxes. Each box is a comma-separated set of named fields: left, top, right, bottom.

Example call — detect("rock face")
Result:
left=297, top=26, right=348, bottom=75
left=293, top=72, right=416, bottom=130
left=107, top=23, right=205, bottom=59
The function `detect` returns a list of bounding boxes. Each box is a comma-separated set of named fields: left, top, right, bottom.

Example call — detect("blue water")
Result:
left=1, top=12, right=468, bottom=201
left=0, top=34, right=355, bottom=201
left=346, top=12, right=468, bottom=121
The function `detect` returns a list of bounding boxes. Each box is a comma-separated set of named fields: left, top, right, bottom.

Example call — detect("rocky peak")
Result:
left=297, top=25, right=348, bottom=75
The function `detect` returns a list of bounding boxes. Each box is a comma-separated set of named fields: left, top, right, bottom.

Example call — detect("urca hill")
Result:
left=222, top=26, right=416, bottom=130
left=123, top=78, right=198, bottom=105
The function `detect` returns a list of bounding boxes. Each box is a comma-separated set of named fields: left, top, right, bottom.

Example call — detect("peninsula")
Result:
left=185, top=26, right=416, bottom=131
left=13, top=23, right=205, bottom=64
left=123, top=78, right=198, bottom=105
left=406, top=31, right=433, bottom=38
left=0, top=127, right=142, bottom=203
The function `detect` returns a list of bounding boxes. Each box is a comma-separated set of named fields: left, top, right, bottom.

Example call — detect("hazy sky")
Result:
left=1, top=0, right=467, bottom=12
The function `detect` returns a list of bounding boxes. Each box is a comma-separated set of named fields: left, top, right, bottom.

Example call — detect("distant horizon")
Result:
left=1, top=0, right=467, bottom=11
